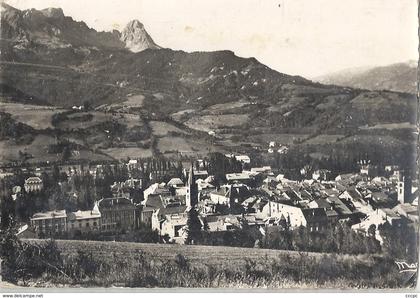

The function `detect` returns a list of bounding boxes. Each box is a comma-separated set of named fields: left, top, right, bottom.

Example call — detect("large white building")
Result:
left=24, top=177, right=43, bottom=193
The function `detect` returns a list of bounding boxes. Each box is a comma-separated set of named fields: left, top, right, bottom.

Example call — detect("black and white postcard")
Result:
left=0, top=0, right=418, bottom=292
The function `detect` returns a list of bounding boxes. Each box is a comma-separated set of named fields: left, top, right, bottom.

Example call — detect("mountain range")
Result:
left=316, top=61, right=417, bottom=94
left=0, top=3, right=416, bottom=167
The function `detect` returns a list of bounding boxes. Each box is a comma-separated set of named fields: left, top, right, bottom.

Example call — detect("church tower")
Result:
left=397, top=172, right=412, bottom=204
left=186, top=165, right=198, bottom=207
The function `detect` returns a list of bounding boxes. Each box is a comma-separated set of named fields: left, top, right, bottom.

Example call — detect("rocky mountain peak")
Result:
left=40, top=7, right=65, bottom=19
left=120, top=19, right=160, bottom=52
left=126, top=19, right=144, bottom=29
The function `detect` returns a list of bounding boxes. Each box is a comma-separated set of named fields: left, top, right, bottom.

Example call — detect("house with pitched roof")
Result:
left=308, top=199, right=338, bottom=223
left=301, top=208, right=329, bottom=232
left=67, top=204, right=101, bottom=235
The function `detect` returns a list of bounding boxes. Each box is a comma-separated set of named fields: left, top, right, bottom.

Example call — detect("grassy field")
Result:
left=157, top=136, right=195, bottom=153
left=40, top=240, right=330, bottom=265
left=246, top=133, right=309, bottom=145
left=359, top=122, right=415, bottom=130
left=99, top=94, right=145, bottom=111
left=184, top=114, right=249, bottom=132
left=0, top=135, right=58, bottom=163
left=303, top=134, right=344, bottom=145
left=150, top=121, right=186, bottom=137
left=102, top=147, right=153, bottom=160
left=170, top=109, right=196, bottom=122
left=19, top=239, right=407, bottom=289
left=57, top=111, right=113, bottom=130
left=0, top=102, right=65, bottom=130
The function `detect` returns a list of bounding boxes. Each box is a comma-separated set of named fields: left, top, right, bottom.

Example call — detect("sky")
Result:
left=4, top=0, right=419, bottom=78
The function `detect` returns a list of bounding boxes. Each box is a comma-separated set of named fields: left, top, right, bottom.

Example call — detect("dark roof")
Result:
left=313, top=199, right=331, bottom=209
left=346, top=188, right=363, bottom=200
left=145, top=195, right=164, bottom=209
left=141, top=206, right=156, bottom=212
left=371, top=192, right=391, bottom=202
left=160, top=205, right=187, bottom=216
left=327, top=196, right=352, bottom=216
left=99, top=197, right=134, bottom=208
left=285, top=190, right=301, bottom=202
left=302, top=208, right=328, bottom=223
left=228, top=185, right=251, bottom=199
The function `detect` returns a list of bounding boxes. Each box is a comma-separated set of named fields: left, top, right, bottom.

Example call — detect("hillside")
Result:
left=316, top=61, right=417, bottom=94
left=0, top=4, right=417, bottom=167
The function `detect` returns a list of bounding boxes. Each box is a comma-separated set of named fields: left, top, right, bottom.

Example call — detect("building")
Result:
left=194, top=170, right=209, bottom=180
left=250, top=166, right=273, bottom=175
left=183, top=167, right=208, bottom=180
left=67, top=204, right=101, bottom=235
left=225, top=172, right=252, bottom=185
left=234, top=155, right=251, bottom=164
left=144, top=183, right=171, bottom=200
left=312, top=169, right=332, bottom=181
left=97, top=197, right=137, bottom=232
left=140, top=206, right=155, bottom=228
left=167, top=178, right=184, bottom=188
left=393, top=203, right=418, bottom=223
left=126, top=159, right=139, bottom=171
left=152, top=206, right=189, bottom=242
left=308, top=199, right=338, bottom=223
left=301, top=208, right=329, bottom=232
left=30, top=210, right=67, bottom=236
left=209, top=184, right=250, bottom=208
left=24, top=177, right=43, bottom=192
left=259, top=201, right=306, bottom=228
left=326, top=196, right=353, bottom=220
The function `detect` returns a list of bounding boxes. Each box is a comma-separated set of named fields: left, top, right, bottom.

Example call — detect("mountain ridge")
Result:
left=0, top=2, right=159, bottom=52
left=315, top=61, right=417, bottom=94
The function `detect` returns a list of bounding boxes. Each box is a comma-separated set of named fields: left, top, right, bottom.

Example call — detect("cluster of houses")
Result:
left=267, top=142, right=289, bottom=154
left=141, top=163, right=417, bottom=243
left=20, top=157, right=418, bottom=244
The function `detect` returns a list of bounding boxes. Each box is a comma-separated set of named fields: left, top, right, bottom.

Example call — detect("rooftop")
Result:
left=68, top=210, right=101, bottom=220
left=98, top=197, right=134, bottom=208
left=226, top=173, right=251, bottom=180
left=167, top=178, right=184, bottom=186
left=31, top=210, right=66, bottom=220
left=25, top=176, right=42, bottom=183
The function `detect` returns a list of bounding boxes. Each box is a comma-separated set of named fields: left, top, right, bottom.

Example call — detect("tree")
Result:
left=208, top=152, right=242, bottom=184
left=367, top=224, right=376, bottom=238
left=83, top=100, right=91, bottom=111
left=379, top=222, right=418, bottom=262
left=185, top=207, right=202, bottom=244
left=62, top=146, right=71, bottom=161
left=0, top=217, right=20, bottom=281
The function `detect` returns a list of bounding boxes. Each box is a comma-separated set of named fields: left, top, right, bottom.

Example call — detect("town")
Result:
left=0, top=150, right=417, bottom=255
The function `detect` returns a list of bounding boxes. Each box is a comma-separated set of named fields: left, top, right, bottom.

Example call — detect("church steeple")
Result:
left=186, top=164, right=198, bottom=207
left=188, top=164, right=195, bottom=185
